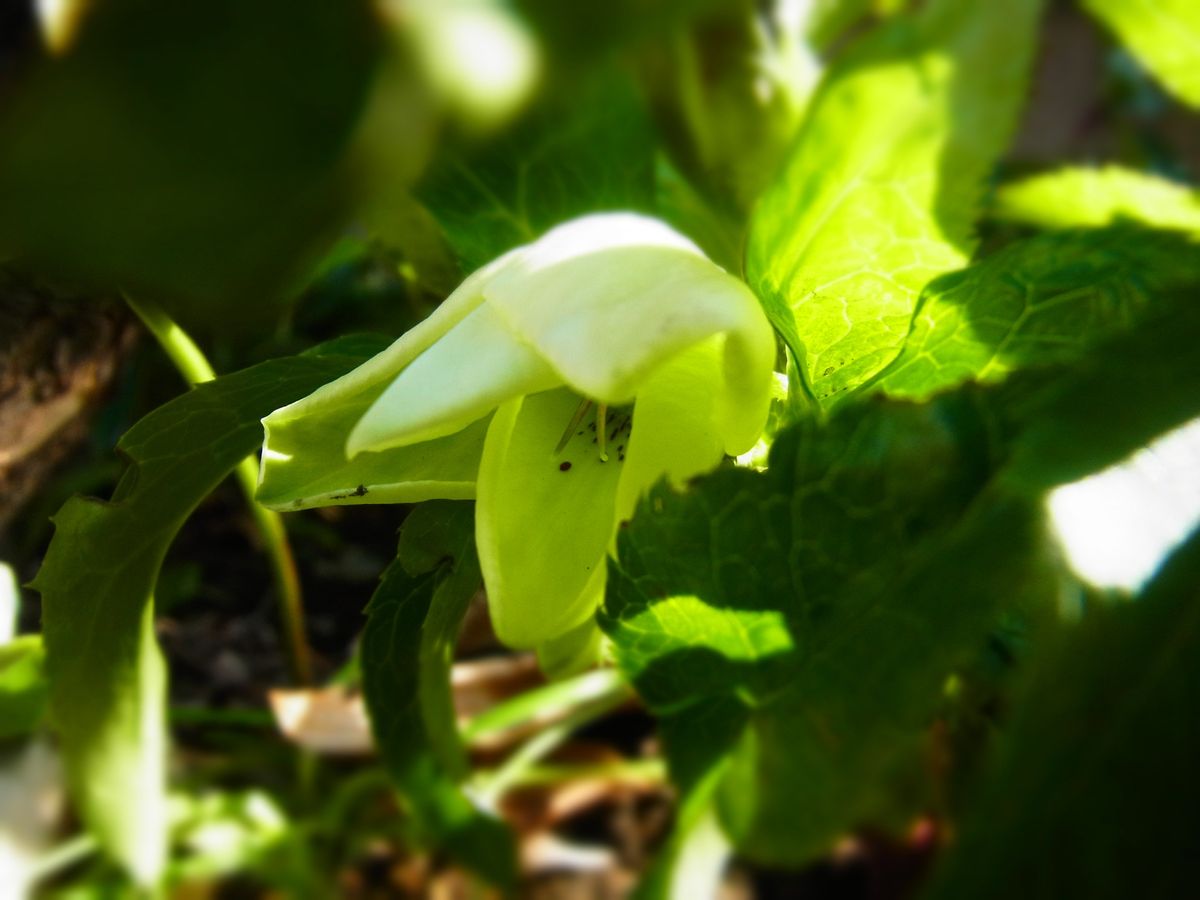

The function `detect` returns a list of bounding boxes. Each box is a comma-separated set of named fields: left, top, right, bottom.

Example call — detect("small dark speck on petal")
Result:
left=559, top=461, right=572, bottom=471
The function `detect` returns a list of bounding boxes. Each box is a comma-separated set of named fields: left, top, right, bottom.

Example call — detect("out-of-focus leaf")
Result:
left=361, top=502, right=516, bottom=890
left=0, top=0, right=378, bottom=330
left=418, top=72, right=655, bottom=272
left=395, top=0, right=541, bottom=131
left=921, top=529, right=1200, bottom=900
left=30, top=339, right=384, bottom=884
left=0, top=636, right=47, bottom=739
left=166, top=789, right=311, bottom=892
left=992, top=166, right=1200, bottom=233
left=515, top=0, right=729, bottom=65
left=1083, top=0, right=1200, bottom=108
left=874, top=228, right=1200, bottom=400
left=806, top=0, right=910, bottom=50
left=747, top=0, right=1041, bottom=405
left=638, top=1, right=818, bottom=213
left=602, top=393, right=1059, bottom=865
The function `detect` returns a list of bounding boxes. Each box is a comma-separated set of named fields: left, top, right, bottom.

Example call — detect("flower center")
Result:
left=554, top=397, right=632, bottom=463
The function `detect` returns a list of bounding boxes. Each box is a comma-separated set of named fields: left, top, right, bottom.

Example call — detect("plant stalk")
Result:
left=125, top=294, right=312, bottom=684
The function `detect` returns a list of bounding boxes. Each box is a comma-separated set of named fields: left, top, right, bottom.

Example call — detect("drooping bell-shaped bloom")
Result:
left=258, top=213, right=776, bottom=659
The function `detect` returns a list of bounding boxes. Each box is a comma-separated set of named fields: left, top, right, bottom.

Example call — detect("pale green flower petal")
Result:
left=614, top=336, right=728, bottom=525
left=257, top=402, right=485, bottom=511
left=261, top=246, right=516, bottom=436
left=347, top=301, right=559, bottom=456
left=535, top=608, right=604, bottom=680
left=476, top=389, right=624, bottom=648
left=483, top=213, right=773, bottom=406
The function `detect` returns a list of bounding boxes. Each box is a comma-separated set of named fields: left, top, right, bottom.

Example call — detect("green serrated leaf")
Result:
left=992, top=166, right=1200, bottom=233
left=361, top=502, right=516, bottom=890
left=602, top=393, right=1059, bottom=865
left=996, top=289, right=1200, bottom=490
left=747, top=0, right=1041, bottom=404
left=606, top=287, right=1200, bottom=871
left=921, top=528, right=1200, bottom=900
left=31, top=341, right=380, bottom=884
left=418, top=72, right=656, bottom=273
left=1083, top=0, right=1200, bottom=108
left=874, top=228, right=1200, bottom=400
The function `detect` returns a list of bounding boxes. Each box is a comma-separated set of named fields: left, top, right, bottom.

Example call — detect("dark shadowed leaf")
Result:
left=361, top=501, right=516, bottom=890
left=602, top=394, right=1059, bottom=865
left=418, top=72, right=655, bottom=273
left=0, top=0, right=378, bottom=331
left=922, top=529, right=1200, bottom=900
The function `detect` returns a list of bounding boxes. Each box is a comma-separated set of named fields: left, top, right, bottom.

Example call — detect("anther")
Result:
left=597, top=403, right=609, bottom=462
left=555, top=398, right=593, bottom=456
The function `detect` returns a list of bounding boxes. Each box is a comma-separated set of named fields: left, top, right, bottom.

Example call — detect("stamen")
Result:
left=597, top=403, right=609, bottom=462
left=555, top=398, right=593, bottom=455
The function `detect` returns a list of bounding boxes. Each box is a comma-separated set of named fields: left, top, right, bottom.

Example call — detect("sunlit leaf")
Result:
left=992, top=166, right=1200, bottom=233
left=747, top=0, right=1041, bottom=404
left=1083, top=0, right=1200, bottom=108
left=874, top=228, right=1200, bottom=400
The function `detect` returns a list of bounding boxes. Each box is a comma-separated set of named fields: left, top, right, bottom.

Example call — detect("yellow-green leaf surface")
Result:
left=1083, top=0, right=1200, bottom=108
left=993, top=166, right=1200, bottom=232
left=32, top=339, right=383, bottom=883
left=747, top=0, right=1041, bottom=405
left=873, top=228, right=1200, bottom=400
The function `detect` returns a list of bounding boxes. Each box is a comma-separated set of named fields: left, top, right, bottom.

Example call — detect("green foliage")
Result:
left=418, top=73, right=656, bottom=273
left=602, top=392, right=1057, bottom=865
left=922, top=529, right=1200, bottom=900
left=31, top=339, right=384, bottom=884
left=992, top=166, right=1200, bottom=232
left=747, top=0, right=1041, bottom=405
left=361, top=502, right=516, bottom=889
left=1083, top=0, right=1200, bottom=108
left=0, top=636, right=47, bottom=739
left=515, top=0, right=730, bottom=65
left=603, top=287, right=1200, bottom=869
left=874, top=228, right=1200, bottom=400
left=0, top=0, right=378, bottom=330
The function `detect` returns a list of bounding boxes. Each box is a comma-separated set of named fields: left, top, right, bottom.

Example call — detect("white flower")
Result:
left=258, top=213, right=776, bottom=659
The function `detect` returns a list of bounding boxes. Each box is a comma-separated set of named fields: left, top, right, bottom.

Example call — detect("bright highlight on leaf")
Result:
left=1047, top=416, right=1200, bottom=592
left=746, top=0, right=1042, bottom=405
left=260, top=213, right=776, bottom=655
left=993, top=166, right=1200, bottom=233
left=1083, top=0, right=1200, bottom=109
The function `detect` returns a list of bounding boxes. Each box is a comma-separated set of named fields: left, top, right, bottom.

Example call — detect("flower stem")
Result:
left=468, top=668, right=633, bottom=806
left=124, top=294, right=313, bottom=685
